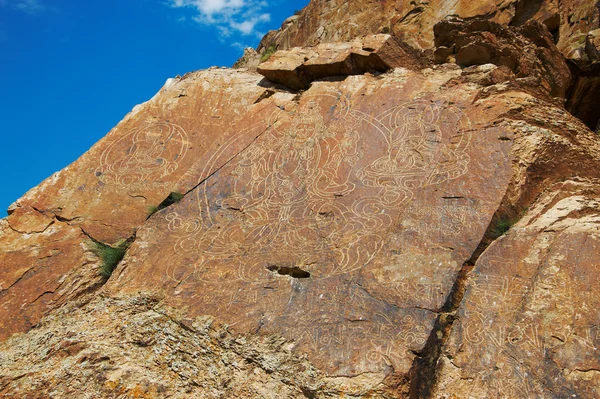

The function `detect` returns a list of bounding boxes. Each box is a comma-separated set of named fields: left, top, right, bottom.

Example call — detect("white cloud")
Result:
left=173, top=0, right=245, bottom=18
left=170, top=0, right=271, bottom=40
left=0, top=0, right=48, bottom=15
left=231, top=41, right=248, bottom=51
left=14, top=0, right=46, bottom=14
left=229, top=13, right=269, bottom=35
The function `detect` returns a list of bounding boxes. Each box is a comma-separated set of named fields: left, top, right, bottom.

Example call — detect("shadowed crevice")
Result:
left=266, top=265, right=311, bottom=279
left=407, top=202, right=525, bottom=398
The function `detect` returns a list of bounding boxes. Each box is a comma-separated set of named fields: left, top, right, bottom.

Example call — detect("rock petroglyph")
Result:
left=165, top=95, right=472, bottom=288
left=95, top=121, right=189, bottom=187
left=2, top=1, right=600, bottom=397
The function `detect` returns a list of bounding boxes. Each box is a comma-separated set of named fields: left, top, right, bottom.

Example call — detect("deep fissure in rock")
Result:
left=566, top=61, right=600, bottom=132
left=408, top=206, right=521, bottom=398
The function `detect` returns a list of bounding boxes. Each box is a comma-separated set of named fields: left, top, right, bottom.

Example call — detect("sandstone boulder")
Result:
left=434, top=18, right=571, bottom=98
left=232, top=47, right=261, bottom=70
left=257, top=34, right=425, bottom=90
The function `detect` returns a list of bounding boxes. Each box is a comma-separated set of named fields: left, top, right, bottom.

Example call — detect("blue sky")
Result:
left=0, top=0, right=307, bottom=215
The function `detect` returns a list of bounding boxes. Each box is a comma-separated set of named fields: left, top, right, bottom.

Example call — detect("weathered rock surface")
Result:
left=434, top=18, right=572, bottom=98
left=108, top=64, right=511, bottom=384
left=11, top=69, right=271, bottom=244
left=233, top=47, right=262, bottom=70
left=1, top=1, right=600, bottom=398
left=0, top=295, right=396, bottom=398
left=566, top=61, right=600, bottom=133
left=257, top=34, right=426, bottom=89
left=0, top=205, right=102, bottom=341
left=257, top=0, right=598, bottom=62
left=435, top=180, right=600, bottom=399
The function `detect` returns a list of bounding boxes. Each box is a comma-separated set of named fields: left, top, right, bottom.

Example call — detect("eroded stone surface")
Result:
left=12, top=69, right=271, bottom=243
left=0, top=206, right=101, bottom=341
left=0, top=295, right=397, bottom=399
left=436, top=180, right=600, bottom=399
left=106, top=65, right=514, bottom=383
left=257, top=34, right=426, bottom=89
left=434, top=18, right=571, bottom=98
left=257, top=0, right=598, bottom=62
left=1, top=0, right=600, bottom=397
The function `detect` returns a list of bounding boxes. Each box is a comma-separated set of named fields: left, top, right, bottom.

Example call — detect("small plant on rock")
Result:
left=489, top=217, right=515, bottom=238
left=168, top=192, right=185, bottom=203
left=93, top=239, right=130, bottom=278
left=260, top=45, right=277, bottom=62
left=489, top=210, right=525, bottom=239
left=146, top=191, right=186, bottom=218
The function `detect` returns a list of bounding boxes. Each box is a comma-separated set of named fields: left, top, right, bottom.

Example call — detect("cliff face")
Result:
left=256, top=0, right=598, bottom=61
left=1, top=1, right=600, bottom=398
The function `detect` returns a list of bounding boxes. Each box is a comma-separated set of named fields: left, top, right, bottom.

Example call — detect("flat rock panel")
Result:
left=108, top=71, right=513, bottom=378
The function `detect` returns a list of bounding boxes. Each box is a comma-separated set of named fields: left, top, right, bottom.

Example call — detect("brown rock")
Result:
left=12, top=69, right=273, bottom=243
left=435, top=180, right=600, bottom=398
left=254, top=0, right=599, bottom=62
left=434, top=18, right=572, bottom=98
left=1, top=2, right=600, bottom=397
left=566, top=63, right=600, bottom=133
left=232, top=47, right=261, bottom=70
left=104, top=66, right=509, bottom=382
left=101, top=59, right=600, bottom=394
left=0, top=296, right=389, bottom=399
left=0, top=206, right=101, bottom=341
left=6, top=205, right=53, bottom=233
left=257, top=34, right=425, bottom=90
left=2, top=56, right=599, bottom=395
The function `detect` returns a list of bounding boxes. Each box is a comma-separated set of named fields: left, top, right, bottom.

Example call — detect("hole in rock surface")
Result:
left=266, top=265, right=311, bottom=278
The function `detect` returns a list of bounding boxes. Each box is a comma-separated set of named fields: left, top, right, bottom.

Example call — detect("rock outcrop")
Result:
left=257, top=34, right=427, bottom=89
left=434, top=179, right=600, bottom=399
left=256, top=0, right=598, bottom=62
left=1, top=1, right=600, bottom=398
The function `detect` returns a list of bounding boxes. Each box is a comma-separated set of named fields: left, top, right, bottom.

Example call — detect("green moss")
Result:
left=169, top=192, right=185, bottom=202
left=260, top=45, right=277, bottom=62
left=489, top=217, right=514, bottom=238
left=147, top=191, right=186, bottom=218
left=147, top=205, right=159, bottom=217
left=489, top=210, right=526, bottom=239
